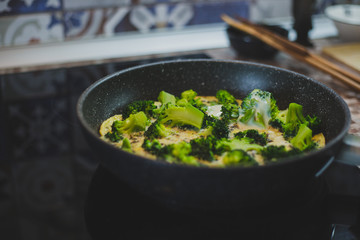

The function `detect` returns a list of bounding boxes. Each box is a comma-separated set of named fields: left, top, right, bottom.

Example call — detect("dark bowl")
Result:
left=226, top=24, right=289, bottom=59
left=77, top=59, right=350, bottom=214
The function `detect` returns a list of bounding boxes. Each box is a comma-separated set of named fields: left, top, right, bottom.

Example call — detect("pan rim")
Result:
left=76, top=58, right=351, bottom=171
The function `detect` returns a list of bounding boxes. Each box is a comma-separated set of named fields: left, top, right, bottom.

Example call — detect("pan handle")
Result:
left=322, top=134, right=360, bottom=227
left=315, top=134, right=360, bottom=178
left=321, top=134, right=360, bottom=197
left=335, top=134, right=360, bottom=167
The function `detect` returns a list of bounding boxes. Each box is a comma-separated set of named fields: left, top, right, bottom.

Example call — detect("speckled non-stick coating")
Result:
left=77, top=59, right=350, bottom=214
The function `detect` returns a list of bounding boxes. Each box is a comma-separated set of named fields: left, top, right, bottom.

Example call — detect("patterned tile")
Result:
left=0, top=0, right=62, bottom=16
left=64, top=8, right=110, bottom=39
left=1, top=69, right=70, bottom=160
left=113, top=1, right=249, bottom=34
left=0, top=12, right=64, bottom=47
left=0, top=0, right=250, bottom=47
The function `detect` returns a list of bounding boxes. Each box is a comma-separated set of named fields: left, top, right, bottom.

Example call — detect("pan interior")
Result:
left=78, top=59, right=350, bottom=154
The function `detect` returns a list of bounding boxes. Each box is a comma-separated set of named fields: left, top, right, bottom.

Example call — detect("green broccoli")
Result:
left=214, top=90, right=240, bottom=123
left=290, top=124, right=317, bottom=151
left=215, top=137, right=264, bottom=154
left=270, top=102, right=321, bottom=140
left=201, top=114, right=230, bottom=139
left=220, top=103, right=240, bottom=123
left=159, top=103, right=204, bottom=129
left=183, top=90, right=208, bottom=113
left=216, top=89, right=238, bottom=105
left=306, top=115, right=321, bottom=134
left=105, top=120, right=124, bottom=142
left=282, top=103, right=310, bottom=139
left=234, top=129, right=268, bottom=146
left=121, top=138, right=132, bottom=153
left=222, top=150, right=258, bottom=167
left=105, top=111, right=148, bottom=142
left=189, top=136, right=216, bottom=161
left=144, top=120, right=169, bottom=139
left=181, top=89, right=197, bottom=101
left=261, top=145, right=301, bottom=162
left=142, top=139, right=199, bottom=166
left=161, top=142, right=199, bottom=166
left=158, top=90, right=176, bottom=105
left=119, top=111, right=149, bottom=133
left=269, top=109, right=288, bottom=130
left=240, top=89, right=278, bottom=128
left=142, top=139, right=163, bottom=156
left=122, top=100, right=157, bottom=119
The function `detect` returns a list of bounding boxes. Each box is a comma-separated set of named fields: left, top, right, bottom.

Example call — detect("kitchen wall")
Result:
left=0, top=0, right=343, bottom=50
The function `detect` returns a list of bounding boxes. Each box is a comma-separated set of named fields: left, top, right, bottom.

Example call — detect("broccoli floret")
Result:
left=216, top=90, right=238, bottom=105
left=240, top=89, right=278, bottom=128
left=202, top=113, right=217, bottom=128
left=121, top=138, right=132, bottom=153
left=105, top=112, right=148, bottom=142
left=222, top=150, right=258, bottom=167
left=269, top=109, right=288, bottom=130
left=215, top=137, right=263, bottom=154
left=181, top=89, right=197, bottom=101
left=271, top=102, right=322, bottom=140
left=215, top=90, right=240, bottom=123
left=220, top=103, right=240, bottom=123
left=234, top=129, right=268, bottom=146
left=282, top=103, right=309, bottom=139
left=211, top=118, right=230, bottom=139
left=122, top=100, right=157, bottom=119
left=290, top=124, right=317, bottom=151
left=190, top=136, right=216, bottom=161
left=105, top=120, right=124, bottom=142
left=142, top=139, right=200, bottom=166
left=202, top=115, right=230, bottom=139
left=306, top=115, right=322, bottom=134
left=144, top=120, right=169, bottom=139
left=158, top=90, right=176, bottom=105
left=261, top=145, right=301, bottom=162
left=120, top=111, right=149, bottom=133
left=179, top=89, right=208, bottom=113
left=142, top=139, right=163, bottom=156
left=161, top=142, right=199, bottom=166
left=159, top=103, right=204, bottom=129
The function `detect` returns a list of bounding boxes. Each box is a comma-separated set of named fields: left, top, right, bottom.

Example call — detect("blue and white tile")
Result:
left=0, top=12, right=63, bottom=47
left=64, top=9, right=110, bottom=39
left=121, top=1, right=249, bottom=32
left=0, top=0, right=62, bottom=16
left=128, top=3, right=194, bottom=32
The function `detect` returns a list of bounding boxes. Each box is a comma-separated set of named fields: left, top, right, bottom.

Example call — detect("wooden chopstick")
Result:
left=221, top=14, right=360, bottom=92
left=234, top=15, right=360, bottom=84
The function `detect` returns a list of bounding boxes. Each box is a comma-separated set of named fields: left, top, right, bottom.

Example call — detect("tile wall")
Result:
left=0, top=0, right=251, bottom=49
left=0, top=0, right=339, bottom=49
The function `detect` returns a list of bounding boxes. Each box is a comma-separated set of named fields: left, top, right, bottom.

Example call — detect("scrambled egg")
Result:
left=99, top=96, right=325, bottom=167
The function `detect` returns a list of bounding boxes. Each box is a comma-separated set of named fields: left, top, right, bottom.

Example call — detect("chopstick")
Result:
left=221, top=14, right=360, bottom=92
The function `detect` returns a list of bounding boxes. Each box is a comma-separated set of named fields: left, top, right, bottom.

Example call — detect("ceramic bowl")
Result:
left=325, top=4, right=360, bottom=42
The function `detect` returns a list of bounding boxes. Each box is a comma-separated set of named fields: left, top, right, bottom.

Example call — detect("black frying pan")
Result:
left=77, top=59, right=351, bottom=215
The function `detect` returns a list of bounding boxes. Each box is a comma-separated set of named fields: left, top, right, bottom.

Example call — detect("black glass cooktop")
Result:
left=0, top=53, right=359, bottom=240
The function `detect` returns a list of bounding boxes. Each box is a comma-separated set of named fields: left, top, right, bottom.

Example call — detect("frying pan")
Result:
left=77, top=59, right=351, bottom=215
